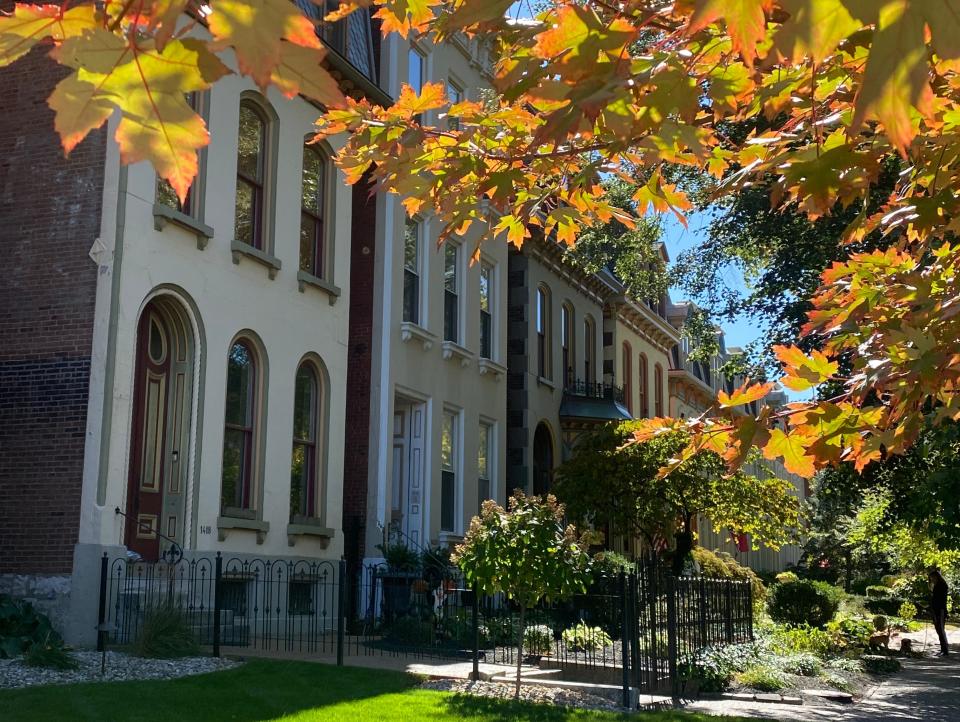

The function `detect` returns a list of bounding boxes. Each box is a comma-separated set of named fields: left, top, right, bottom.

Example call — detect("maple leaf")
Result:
left=717, top=381, right=774, bottom=409
left=762, top=428, right=817, bottom=477
left=533, top=5, right=636, bottom=81
left=851, top=0, right=934, bottom=153
left=51, top=31, right=230, bottom=202
left=774, top=345, right=838, bottom=392
left=0, top=3, right=97, bottom=67
left=146, top=0, right=192, bottom=50
left=686, top=0, right=772, bottom=66
left=208, top=0, right=320, bottom=90
left=270, top=41, right=346, bottom=108
left=393, top=81, right=447, bottom=119
left=374, top=0, right=439, bottom=37
left=771, top=0, right=873, bottom=64
left=494, top=214, right=527, bottom=247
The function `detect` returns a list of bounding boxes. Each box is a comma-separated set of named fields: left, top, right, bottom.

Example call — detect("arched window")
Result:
left=222, top=339, right=261, bottom=514
left=583, top=315, right=596, bottom=384
left=291, top=361, right=325, bottom=520
left=654, top=363, right=664, bottom=417
left=622, top=343, right=633, bottom=415
left=561, top=302, right=574, bottom=386
left=536, top=285, right=551, bottom=379
left=638, top=353, right=649, bottom=418
left=300, top=144, right=328, bottom=279
left=235, top=100, right=269, bottom=250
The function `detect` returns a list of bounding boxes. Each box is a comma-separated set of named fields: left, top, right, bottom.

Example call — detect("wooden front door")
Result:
left=125, top=307, right=172, bottom=560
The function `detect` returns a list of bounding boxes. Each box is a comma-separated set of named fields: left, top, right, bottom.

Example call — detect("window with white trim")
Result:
left=443, top=242, right=460, bottom=343
left=440, top=410, right=458, bottom=532
left=479, top=262, right=493, bottom=359
left=403, top=219, right=421, bottom=324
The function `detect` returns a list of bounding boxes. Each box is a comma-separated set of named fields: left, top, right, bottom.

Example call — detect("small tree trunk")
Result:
left=673, top=520, right=693, bottom=576
left=515, top=602, right=526, bottom=699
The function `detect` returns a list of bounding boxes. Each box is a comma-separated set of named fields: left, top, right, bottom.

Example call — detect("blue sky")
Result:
left=660, top=212, right=810, bottom=402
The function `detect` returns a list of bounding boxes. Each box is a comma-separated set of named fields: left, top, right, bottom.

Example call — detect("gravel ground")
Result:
left=0, top=651, right=240, bottom=689
left=420, top=678, right=625, bottom=711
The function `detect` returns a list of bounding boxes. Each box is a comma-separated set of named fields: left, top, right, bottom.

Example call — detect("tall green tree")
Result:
left=554, top=424, right=801, bottom=574
left=452, top=492, right=592, bottom=698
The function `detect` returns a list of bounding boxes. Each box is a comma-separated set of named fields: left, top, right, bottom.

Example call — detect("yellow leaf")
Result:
left=851, top=0, right=933, bottom=153
left=771, top=0, right=872, bottom=64
left=0, top=3, right=97, bottom=67
left=208, top=0, right=320, bottom=90
left=270, top=41, right=346, bottom=108
left=394, top=81, right=447, bottom=118
left=686, top=0, right=772, bottom=66
left=51, top=32, right=230, bottom=202
left=762, top=428, right=817, bottom=477
left=494, top=214, right=527, bottom=247
left=373, top=0, right=439, bottom=38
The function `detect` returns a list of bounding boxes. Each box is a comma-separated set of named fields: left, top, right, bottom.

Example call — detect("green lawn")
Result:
left=0, top=659, right=759, bottom=722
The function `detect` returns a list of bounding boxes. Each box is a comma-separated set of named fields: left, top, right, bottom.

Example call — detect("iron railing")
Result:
left=564, top=379, right=626, bottom=404
left=97, top=552, right=752, bottom=704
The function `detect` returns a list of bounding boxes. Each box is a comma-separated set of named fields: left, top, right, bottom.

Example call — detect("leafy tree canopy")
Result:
left=554, top=423, right=802, bottom=570
left=7, top=1, right=960, bottom=481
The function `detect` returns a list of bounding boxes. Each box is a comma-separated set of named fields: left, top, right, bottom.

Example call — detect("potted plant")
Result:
left=376, top=542, right=420, bottom=622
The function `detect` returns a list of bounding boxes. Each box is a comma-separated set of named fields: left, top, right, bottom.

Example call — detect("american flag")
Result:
left=651, top=529, right=669, bottom=552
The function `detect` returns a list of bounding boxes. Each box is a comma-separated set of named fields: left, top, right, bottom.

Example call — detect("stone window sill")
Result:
left=231, top=240, right=281, bottom=279
left=478, top=357, right=506, bottom=380
left=287, top=517, right=335, bottom=547
left=217, top=515, right=269, bottom=544
left=441, top=340, right=474, bottom=368
left=153, top=204, right=214, bottom=250
left=437, top=531, right=464, bottom=546
left=537, top=376, right=556, bottom=390
left=400, top=321, right=437, bottom=351
left=297, top=270, right=341, bottom=305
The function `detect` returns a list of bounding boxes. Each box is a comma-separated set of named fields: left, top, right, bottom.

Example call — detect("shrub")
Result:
left=736, top=665, right=789, bottom=692
left=592, top=551, right=633, bottom=579
left=880, top=575, right=899, bottom=588
left=767, top=580, right=841, bottom=628
left=522, top=624, right=553, bottom=655
left=383, top=619, right=434, bottom=645
left=827, top=616, right=874, bottom=649
left=771, top=624, right=836, bottom=657
left=0, top=595, right=63, bottom=659
left=681, top=641, right=767, bottom=692
left=779, top=652, right=822, bottom=676
left=134, top=605, right=199, bottom=658
left=820, top=670, right=855, bottom=692
left=827, top=657, right=863, bottom=673
left=561, top=622, right=612, bottom=652
left=861, top=655, right=902, bottom=675
left=484, top=615, right=515, bottom=645
left=776, top=571, right=799, bottom=584
left=898, top=601, right=918, bottom=622
left=866, top=585, right=892, bottom=599
left=691, top=548, right=767, bottom=609
left=872, top=615, right=888, bottom=632
left=864, top=596, right=905, bottom=616
left=23, top=633, right=77, bottom=670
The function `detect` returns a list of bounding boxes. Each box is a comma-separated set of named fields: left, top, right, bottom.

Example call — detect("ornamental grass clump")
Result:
left=135, top=604, right=200, bottom=659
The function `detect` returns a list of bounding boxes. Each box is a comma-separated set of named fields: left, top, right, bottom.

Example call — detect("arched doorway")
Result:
left=125, top=296, right=196, bottom=560
left=532, top=422, right=554, bottom=496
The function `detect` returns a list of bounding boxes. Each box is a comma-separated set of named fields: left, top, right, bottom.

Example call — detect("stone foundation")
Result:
left=0, top=573, right=72, bottom=635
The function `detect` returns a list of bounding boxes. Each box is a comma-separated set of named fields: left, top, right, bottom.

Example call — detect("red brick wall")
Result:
left=341, top=176, right=378, bottom=577
left=0, top=44, right=106, bottom=574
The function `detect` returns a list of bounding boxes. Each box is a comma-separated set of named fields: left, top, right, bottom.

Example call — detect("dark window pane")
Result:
left=235, top=180, right=255, bottom=246
left=441, top=470, right=455, bottom=532
left=290, top=443, right=308, bottom=517
left=237, top=104, right=264, bottom=181
left=221, top=428, right=248, bottom=509
left=444, top=244, right=457, bottom=292
left=404, top=221, right=418, bottom=271
left=225, top=343, right=253, bottom=427
left=480, top=311, right=491, bottom=359
left=301, top=147, right=324, bottom=216
left=300, top=214, right=318, bottom=273
left=444, top=290, right=458, bottom=342
left=293, top=366, right=316, bottom=441
left=403, top=269, right=419, bottom=323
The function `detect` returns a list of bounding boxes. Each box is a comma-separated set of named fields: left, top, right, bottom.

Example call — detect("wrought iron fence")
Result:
left=97, top=552, right=752, bottom=704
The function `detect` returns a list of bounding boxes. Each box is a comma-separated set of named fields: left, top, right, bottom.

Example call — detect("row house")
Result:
left=0, top=10, right=386, bottom=644
left=505, top=236, right=677, bottom=522
left=667, top=302, right=807, bottom=572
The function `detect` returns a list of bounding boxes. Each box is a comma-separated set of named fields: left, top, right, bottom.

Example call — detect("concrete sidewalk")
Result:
left=677, top=626, right=960, bottom=722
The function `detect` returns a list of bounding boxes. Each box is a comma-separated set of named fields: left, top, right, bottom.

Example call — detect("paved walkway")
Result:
left=677, top=626, right=960, bottom=722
